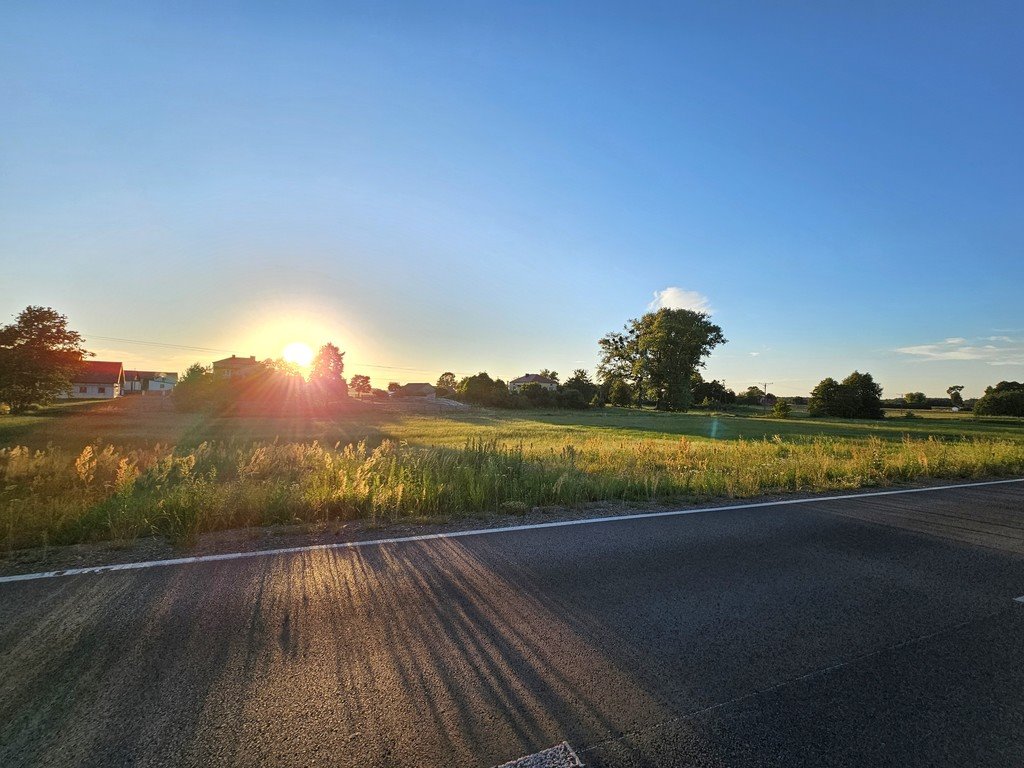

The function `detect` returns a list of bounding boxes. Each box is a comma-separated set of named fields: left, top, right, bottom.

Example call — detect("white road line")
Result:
left=1, top=477, right=1022, bottom=585
left=1015, top=596, right=1024, bottom=604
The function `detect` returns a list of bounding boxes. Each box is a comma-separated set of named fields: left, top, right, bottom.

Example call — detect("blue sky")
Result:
left=2, top=2, right=1022, bottom=396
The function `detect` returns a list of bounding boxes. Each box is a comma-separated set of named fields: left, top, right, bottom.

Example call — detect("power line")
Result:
left=83, top=334, right=236, bottom=354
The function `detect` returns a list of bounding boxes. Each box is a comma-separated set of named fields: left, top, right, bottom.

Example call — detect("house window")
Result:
left=79, top=386, right=87, bottom=393
left=98, top=387, right=106, bottom=394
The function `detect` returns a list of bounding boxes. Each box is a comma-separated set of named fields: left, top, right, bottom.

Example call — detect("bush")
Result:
left=520, top=383, right=556, bottom=408
left=772, top=401, right=792, bottom=418
left=557, top=388, right=589, bottom=410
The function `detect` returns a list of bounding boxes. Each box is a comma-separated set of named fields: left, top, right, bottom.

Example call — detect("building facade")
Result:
left=66, top=361, right=125, bottom=399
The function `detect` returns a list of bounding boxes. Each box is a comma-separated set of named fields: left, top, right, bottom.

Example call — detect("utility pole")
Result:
left=760, top=381, right=773, bottom=413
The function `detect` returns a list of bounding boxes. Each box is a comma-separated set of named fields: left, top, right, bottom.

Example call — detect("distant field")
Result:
left=2, top=398, right=1021, bottom=450
left=1, top=398, right=1022, bottom=552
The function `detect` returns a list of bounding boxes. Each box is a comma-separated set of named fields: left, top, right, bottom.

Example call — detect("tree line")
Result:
left=444, top=369, right=598, bottom=410
left=2, top=305, right=1022, bottom=418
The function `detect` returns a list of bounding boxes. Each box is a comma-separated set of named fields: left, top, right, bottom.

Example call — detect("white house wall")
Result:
left=67, top=384, right=120, bottom=399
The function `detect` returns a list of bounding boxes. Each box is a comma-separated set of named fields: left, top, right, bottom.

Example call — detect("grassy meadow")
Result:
left=1, top=397, right=1022, bottom=552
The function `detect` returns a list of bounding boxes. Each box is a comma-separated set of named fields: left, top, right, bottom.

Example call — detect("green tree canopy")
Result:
left=974, top=381, right=1024, bottom=416
left=349, top=374, right=372, bottom=397
left=436, top=372, right=457, bottom=391
left=608, top=378, right=633, bottom=407
left=455, top=372, right=512, bottom=407
left=739, top=385, right=765, bottom=405
left=310, top=343, right=348, bottom=402
left=691, top=372, right=736, bottom=405
left=562, top=369, right=598, bottom=401
left=598, top=308, right=726, bottom=410
left=0, top=306, right=91, bottom=412
left=809, top=371, right=883, bottom=419
left=946, top=385, right=964, bottom=407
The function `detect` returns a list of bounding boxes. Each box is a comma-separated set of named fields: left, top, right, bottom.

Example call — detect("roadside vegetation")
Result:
left=2, top=400, right=1022, bottom=552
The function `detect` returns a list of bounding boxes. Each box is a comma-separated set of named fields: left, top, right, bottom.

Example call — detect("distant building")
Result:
left=509, top=373, right=558, bottom=393
left=212, top=355, right=260, bottom=379
left=66, top=361, right=125, bottom=399
left=395, top=383, right=436, bottom=399
left=123, top=370, right=179, bottom=393
left=147, top=374, right=178, bottom=393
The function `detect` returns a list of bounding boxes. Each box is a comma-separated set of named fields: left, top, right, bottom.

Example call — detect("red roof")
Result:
left=75, top=360, right=124, bottom=385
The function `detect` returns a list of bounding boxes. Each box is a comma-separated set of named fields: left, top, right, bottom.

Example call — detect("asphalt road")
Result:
left=2, top=482, right=1024, bottom=767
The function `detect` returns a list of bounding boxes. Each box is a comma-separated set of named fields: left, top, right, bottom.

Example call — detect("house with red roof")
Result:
left=65, top=361, right=125, bottom=399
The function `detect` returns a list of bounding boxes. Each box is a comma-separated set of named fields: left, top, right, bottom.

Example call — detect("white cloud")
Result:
left=649, top=287, right=712, bottom=313
left=895, top=336, right=1024, bottom=366
left=748, top=352, right=760, bottom=357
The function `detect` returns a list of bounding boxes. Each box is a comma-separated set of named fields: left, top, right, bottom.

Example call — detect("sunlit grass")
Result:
left=2, top=429, right=1022, bottom=552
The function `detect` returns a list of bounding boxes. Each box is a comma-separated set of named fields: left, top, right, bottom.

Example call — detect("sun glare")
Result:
left=282, top=342, right=314, bottom=369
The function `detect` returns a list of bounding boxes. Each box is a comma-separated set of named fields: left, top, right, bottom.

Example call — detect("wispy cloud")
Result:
left=895, top=335, right=1024, bottom=366
left=649, top=286, right=712, bottom=313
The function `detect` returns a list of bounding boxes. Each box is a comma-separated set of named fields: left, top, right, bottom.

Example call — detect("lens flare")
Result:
left=282, top=342, right=314, bottom=369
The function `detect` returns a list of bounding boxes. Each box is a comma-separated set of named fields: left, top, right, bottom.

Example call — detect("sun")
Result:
left=282, top=341, right=314, bottom=369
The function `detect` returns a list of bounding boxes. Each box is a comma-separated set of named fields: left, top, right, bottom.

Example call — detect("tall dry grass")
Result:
left=2, top=435, right=1022, bottom=551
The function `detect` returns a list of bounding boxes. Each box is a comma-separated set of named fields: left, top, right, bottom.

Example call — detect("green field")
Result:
left=1, top=398, right=1022, bottom=552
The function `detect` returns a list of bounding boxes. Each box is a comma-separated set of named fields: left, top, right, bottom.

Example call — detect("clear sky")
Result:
left=2, top=2, right=1022, bottom=396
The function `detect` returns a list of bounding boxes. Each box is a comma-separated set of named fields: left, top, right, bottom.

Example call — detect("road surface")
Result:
left=2, top=481, right=1024, bottom=767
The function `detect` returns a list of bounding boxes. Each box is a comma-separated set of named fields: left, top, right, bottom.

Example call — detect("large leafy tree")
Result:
left=0, top=306, right=91, bottom=412
left=607, top=378, right=632, bottom=407
left=739, top=385, right=765, bottom=405
left=843, top=371, right=884, bottom=419
left=173, top=362, right=215, bottom=411
left=974, top=381, right=1024, bottom=416
left=809, top=371, right=884, bottom=419
left=691, top=371, right=736, bottom=405
left=563, top=369, right=598, bottom=401
left=310, top=343, right=348, bottom=402
left=435, top=372, right=457, bottom=391
left=455, top=372, right=509, bottom=406
left=947, top=385, right=964, bottom=407
left=349, top=374, right=372, bottom=398
left=599, top=308, right=726, bottom=410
